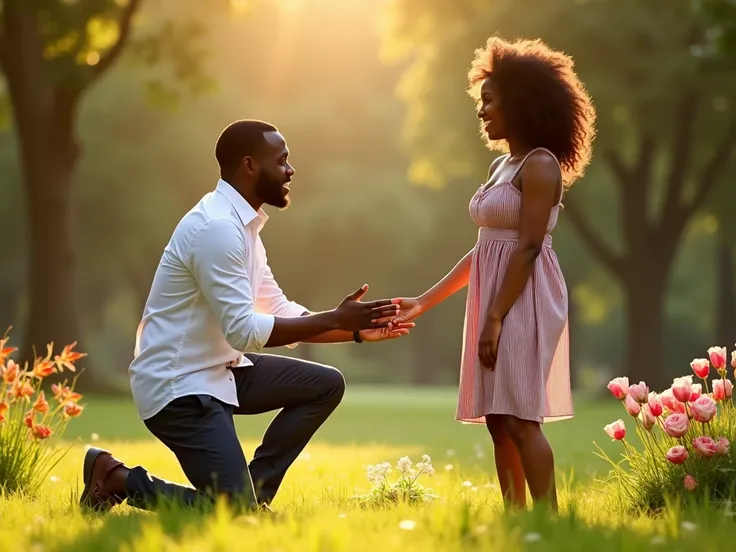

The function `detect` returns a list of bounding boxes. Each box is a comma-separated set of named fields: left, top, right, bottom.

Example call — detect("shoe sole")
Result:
left=79, top=447, right=109, bottom=511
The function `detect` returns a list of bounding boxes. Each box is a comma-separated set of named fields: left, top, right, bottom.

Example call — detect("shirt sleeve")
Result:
left=187, top=218, right=275, bottom=353
left=255, top=262, right=308, bottom=349
left=256, top=263, right=309, bottom=318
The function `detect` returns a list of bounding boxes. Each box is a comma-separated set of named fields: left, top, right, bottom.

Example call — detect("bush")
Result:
left=597, top=346, right=735, bottom=513
left=0, top=329, right=86, bottom=496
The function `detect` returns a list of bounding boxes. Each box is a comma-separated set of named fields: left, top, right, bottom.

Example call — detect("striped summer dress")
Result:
left=456, top=147, right=574, bottom=425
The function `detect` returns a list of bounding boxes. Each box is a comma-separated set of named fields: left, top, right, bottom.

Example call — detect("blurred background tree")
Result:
left=380, top=0, right=736, bottom=388
left=1, top=0, right=734, bottom=393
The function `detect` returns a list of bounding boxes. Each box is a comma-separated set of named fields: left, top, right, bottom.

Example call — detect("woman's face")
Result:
left=476, top=76, right=506, bottom=141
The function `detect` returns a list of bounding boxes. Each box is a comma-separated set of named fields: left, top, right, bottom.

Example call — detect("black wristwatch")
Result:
left=353, top=330, right=363, bottom=343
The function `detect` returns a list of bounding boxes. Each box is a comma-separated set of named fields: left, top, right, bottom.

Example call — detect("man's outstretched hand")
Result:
left=332, top=284, right=401, bottom=331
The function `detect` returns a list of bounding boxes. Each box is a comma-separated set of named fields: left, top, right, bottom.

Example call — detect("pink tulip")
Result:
left=607, top=377, right=629, bottom=400
left=660, top=389, right=686, bottom=414
left=604, top=419, right=626, bottom=441
left=731, top=350, right=736, bottom=369
left=690, top=395, right=717, bottom=423
left=713, top=378, right=733, bottom=401
left=647, top=393, right=663, bottom=417
left=688, top=383, right=702, bottom=402
left=693, top=436, right=718, bottom=457
left=624, top=395, right=641, bottom=417
left=690, top=358, right=711, bottom=379
left=628, top=382, right=649, bottom=403
left=708, top=346, right=727, bottom=370
left=684, top=475, right=697, bottom=492
left=671, top=376, right=693, bottom=403
left=666, top=445, right=688, bottom=465
left=716, top=437, right=730, bottom=456
left=663, top=413, right=689, bottom=438
left=639, top=406, right=656, bottom=430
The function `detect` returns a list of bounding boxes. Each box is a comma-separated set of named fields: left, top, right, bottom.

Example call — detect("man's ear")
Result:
left=242, top=156, right=258, bottom=176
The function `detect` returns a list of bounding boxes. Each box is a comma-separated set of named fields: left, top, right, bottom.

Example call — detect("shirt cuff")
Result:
left=253, top=312, right=276, bottom=351
left=282, top=302, right=308, bottom=348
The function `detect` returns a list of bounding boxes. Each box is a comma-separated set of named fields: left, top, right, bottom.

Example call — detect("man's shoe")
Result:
left=79, top=447, right=127, bottom=512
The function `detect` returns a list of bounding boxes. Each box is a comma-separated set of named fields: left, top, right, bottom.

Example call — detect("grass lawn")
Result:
left=1, top=386, right=735, bottom=551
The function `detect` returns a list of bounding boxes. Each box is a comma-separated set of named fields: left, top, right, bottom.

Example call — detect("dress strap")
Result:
left=508, top=147, right=560, bottom=181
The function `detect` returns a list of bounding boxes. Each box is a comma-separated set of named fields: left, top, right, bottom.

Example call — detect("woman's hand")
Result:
left=478, top=316, right=502, bottom=370
left=389, top=297, right=424, bottom=325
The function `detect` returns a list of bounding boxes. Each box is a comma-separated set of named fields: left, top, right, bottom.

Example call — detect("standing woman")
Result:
left=394, top=37, right=596, bottom=511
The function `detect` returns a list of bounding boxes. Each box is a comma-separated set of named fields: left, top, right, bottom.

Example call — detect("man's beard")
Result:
left=255, top=172, right=289, bottom=209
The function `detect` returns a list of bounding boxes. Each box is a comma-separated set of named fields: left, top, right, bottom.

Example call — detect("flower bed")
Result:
left=598, top=346, right=735, bottom=512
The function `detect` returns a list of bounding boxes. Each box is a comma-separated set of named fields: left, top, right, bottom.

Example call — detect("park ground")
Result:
left=1, top=386, right=735, bottom=551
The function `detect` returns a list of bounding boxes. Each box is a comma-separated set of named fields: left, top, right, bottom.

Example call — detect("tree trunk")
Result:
left=716, top=229, right=736, bottom=348
left=1, top=5, right=83, bottom=365
left=624, top=273, right=667, bottom=390
left=20, top=130, right=82, bottom=363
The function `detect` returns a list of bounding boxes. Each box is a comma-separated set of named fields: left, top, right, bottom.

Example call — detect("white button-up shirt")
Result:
left=129, top=179, right=307, bottom=420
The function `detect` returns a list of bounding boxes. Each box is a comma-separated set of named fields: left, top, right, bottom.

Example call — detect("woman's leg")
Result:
left=502, top=415, right=558, bottom=511
left=485, top=414, right=527, bottom=509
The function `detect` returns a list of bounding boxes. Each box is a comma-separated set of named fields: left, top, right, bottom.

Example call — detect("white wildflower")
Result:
left=523, top=532, right=542, bottom=542
left=444, top=464, right=454, bottom=471
left=398, top=520, right=416, bottom=530
left=397, top=456, right=413, bottom=477
left=415, top=454, right=435, bottom=477
left=462, top=480, right=473, bottom=487
left=367, top=462, right=392, bottom=485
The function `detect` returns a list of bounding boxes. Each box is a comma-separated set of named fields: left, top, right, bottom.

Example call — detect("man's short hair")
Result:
left=214, top=120, right=278, bottom=174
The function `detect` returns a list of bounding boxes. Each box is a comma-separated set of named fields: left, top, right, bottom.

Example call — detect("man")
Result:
left=79, top=120, right=412, bottom=512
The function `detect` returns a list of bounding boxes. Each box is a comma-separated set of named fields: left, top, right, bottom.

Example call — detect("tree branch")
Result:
left=682, top=118, right=736, bottom=222
left=83, top=0, right=142, bottom=88
left=604, top=149, right=630, bottom=187
left=563, top=195, right=625, bottom=281
left=660, top=88, right=700, bottom=231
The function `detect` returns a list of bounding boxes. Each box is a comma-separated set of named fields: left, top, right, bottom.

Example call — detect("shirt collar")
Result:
left=215, top=179, right=269, bottom=232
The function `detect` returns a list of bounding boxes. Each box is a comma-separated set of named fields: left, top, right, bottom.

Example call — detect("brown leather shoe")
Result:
left=79, top=447, right=127, bottom=511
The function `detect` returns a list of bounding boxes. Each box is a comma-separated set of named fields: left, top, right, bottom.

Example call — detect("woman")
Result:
left=393, top=37, right=596, bottom=511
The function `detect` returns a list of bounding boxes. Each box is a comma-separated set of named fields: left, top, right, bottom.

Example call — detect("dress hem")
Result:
left=455, top=411, right=574, bottom=425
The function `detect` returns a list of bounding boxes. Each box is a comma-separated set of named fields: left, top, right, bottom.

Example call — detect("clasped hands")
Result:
left=343, top=286, right=419, bottom=343
left=351, top=287, right=501, bottom=370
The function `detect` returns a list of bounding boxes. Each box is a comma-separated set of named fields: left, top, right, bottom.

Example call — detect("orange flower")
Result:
left=54, top=341, right=86, bottom=373
left=1, top=359, right=18, bottom=384
left=51, top=383, right=82, bottom=404
left=32, top=344, right=56, bottom=379
left=63, top=402, right=83, bottom=418
left=24, top=409, right=35, bottom=428
left=0, top=336, right=17, bottom=364
left=0, top=401, right=7, bottom=423
left=31, top=424, right=52, bottom=439
left=32, top=391, right=49, bottom=414
left=11, top=379, right=35, bottom=402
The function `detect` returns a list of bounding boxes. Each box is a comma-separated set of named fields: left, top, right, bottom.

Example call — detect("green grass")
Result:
left=1, top=386, right=735, bottom=551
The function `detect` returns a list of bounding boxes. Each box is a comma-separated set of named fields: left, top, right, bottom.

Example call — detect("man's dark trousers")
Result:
left=122, top=353, right=346, bottom=510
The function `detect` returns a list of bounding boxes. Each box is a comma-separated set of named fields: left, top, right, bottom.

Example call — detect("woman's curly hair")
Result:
left=468, top=36, right=597, bottom=187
